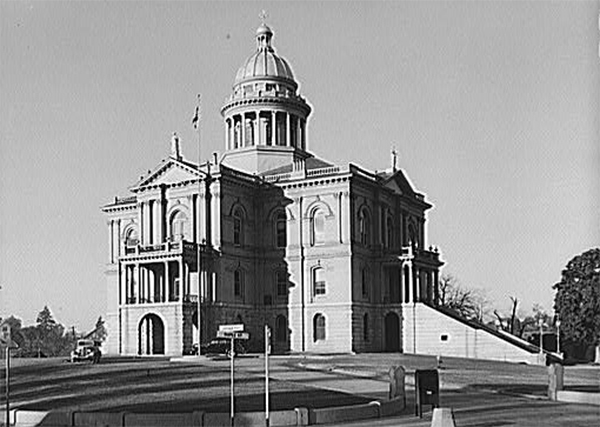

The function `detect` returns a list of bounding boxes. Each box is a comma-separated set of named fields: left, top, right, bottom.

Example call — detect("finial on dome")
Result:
left=256, top=10, right=273, bottom=49
left=171, top=132, right=182, bottom=160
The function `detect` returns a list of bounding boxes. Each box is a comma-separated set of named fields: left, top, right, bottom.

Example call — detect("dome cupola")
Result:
left=234, top=24, right=295, bottom=86
left=221, top=21, right=312, bottom=174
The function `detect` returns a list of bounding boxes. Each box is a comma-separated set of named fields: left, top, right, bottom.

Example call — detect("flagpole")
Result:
left=193, top=94, right=203, bottom=355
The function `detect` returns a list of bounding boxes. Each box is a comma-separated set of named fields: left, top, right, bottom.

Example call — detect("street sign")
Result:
left=217, top=330, right=249, bottom=340
left=234, top=332, right=249, bottom=340
left=219, top=324, right=244, bottom=333
left=0, top=322, right=10, bottom=347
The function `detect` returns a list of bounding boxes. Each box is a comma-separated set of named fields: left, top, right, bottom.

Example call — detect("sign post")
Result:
left=1, top=322, right=11, bottom=427
left=219, top=324, right=245, bottom=427
left=230, top=334, right=234, bottom=427
left=265, top=325, right=271, bottom=427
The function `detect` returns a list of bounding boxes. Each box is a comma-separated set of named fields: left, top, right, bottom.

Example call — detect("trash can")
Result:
left=415, top=369, right=439, bottom=417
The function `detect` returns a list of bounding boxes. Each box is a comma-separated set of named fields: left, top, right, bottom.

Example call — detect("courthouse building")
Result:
left=102, top=23, right=541, bottom=363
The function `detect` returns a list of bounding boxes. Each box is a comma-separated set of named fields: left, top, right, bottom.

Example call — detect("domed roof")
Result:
left=234, top=25, right=296, bottom=85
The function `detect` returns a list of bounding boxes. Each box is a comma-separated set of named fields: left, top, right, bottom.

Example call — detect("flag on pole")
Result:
left=192, top=94, right=201, bottom=129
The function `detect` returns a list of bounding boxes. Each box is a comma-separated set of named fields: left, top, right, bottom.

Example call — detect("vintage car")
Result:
left=192, top=338, right=247, bottom=357
left=70, top=339, right=102, bottom=363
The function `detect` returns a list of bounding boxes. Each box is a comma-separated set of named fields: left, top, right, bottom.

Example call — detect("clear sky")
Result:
left=1, top=1, right=598, bottom=330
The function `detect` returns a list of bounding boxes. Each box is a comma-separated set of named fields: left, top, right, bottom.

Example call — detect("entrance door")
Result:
left=139, top=313, right=165, bottom=355
left=384, top=312, right=400, bottom=352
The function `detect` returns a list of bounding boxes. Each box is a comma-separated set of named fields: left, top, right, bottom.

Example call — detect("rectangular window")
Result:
left=234, top=270, right=243, bottom=297
left=361, top=268, right=369, bottom=299
left=277, top=271, right=287, bottom=297
left=313, top=268, right=326, bottom=296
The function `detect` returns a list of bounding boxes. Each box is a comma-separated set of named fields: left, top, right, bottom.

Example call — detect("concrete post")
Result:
left=388, top=366, right=406, bottom=409
left=548, top=363, right=564, bottom=400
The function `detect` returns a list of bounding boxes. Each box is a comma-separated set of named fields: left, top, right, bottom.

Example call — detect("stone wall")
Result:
left=402, top=303, right=539, bottom=364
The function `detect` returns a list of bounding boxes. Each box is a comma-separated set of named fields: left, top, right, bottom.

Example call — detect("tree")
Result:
left=494, top=296, right=521, bottom=336
left=36, top=305, right=57, bottom=331
left=32, top=306, right=69, bottom=357
left=89, top=316, right=107, bottom=342
left=553, top=248, right=600, bottom=362
left=438, top=274, right=489, bottom=322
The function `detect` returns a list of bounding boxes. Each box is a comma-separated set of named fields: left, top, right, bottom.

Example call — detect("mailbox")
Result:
left=415, top=369, right=439, bottom=417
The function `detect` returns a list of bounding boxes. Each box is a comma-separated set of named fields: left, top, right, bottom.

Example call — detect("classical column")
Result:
left=211, top=187, right=221, bottom=248
left=135, top=264, right=140, bottom=304
left=413, top=267, right=420, bottom=302
left=116, top=219, right=121, bottom=258
left=286, top=113, right=291, bottom=147
left=108, top=220, right=114, bottom=263
left=138, top=202, right=144, bottom=245
left=179, top=258, right=184, bottom=302
left=120, top=263, right=125, bottom=305
left=225, top=119, right=230, bottom=150
left=407, top=263, right=414, bottom=303
left=433, top=270, right=439, bottom=305
left=241, top=113, right=246, bottom=147
left=271, top=111, right=276, bottom=146
left=256, top=111, right=262, bottom=145
left=165, top=261, right=170, bottom=302
left=147, top=267, right=153, bottom=303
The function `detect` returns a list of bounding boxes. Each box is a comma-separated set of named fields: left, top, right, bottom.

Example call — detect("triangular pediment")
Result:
left=382, top=169, right=416, bottom=196
left=131, top=158, right=205, bottom=191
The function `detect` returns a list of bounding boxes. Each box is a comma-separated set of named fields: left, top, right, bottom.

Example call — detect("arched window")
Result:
left=276, top=270, right=287, bottom=297
left=234, top=269, right=244, bottom=297
left=275, top=315, right=287, bottom=342
left=170, top=210, right=189, bottom=241
left=408, top=222, right=418, bottom=247
left=310, top=208, right=326, bottom=246
left=386, top=217, right=394, bottom=248
left=363, top=313, right=369, bottom=341
left=233, top=208, right=243, bottom=246
left=124, top=227, right=139, bottom=247
left=313, top=267, right=326, bottom=296
left=275, top=211, right=286, bottom=248
left=313, top=313, right=326, bottom=342
left=358, top=208, right=370, bottom=246
left=361, top=267, right=369, bottom=299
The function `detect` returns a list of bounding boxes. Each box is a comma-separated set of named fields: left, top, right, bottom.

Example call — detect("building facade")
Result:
left=102, top=23, right=444, bottom=356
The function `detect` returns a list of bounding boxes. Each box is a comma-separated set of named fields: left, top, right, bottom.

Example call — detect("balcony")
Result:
left=124, top=240, right=197, bottom=256
left=122, top=239, right=200, bottom=266
left=400, top=245, right=442, bottom=266
left=123, top=294, right=199, bottom=306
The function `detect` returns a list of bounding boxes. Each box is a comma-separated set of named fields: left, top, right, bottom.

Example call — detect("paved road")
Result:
left=1, top=354, right=599, bottom=426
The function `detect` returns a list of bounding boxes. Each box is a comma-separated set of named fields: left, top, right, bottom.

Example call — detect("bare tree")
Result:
left=438, top=274, right=489, bottom=322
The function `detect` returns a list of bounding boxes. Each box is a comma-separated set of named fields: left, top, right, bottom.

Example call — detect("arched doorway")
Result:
left=139, top=313, right=165, bottom=355
left=384, top=312, right=400, bottom=352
